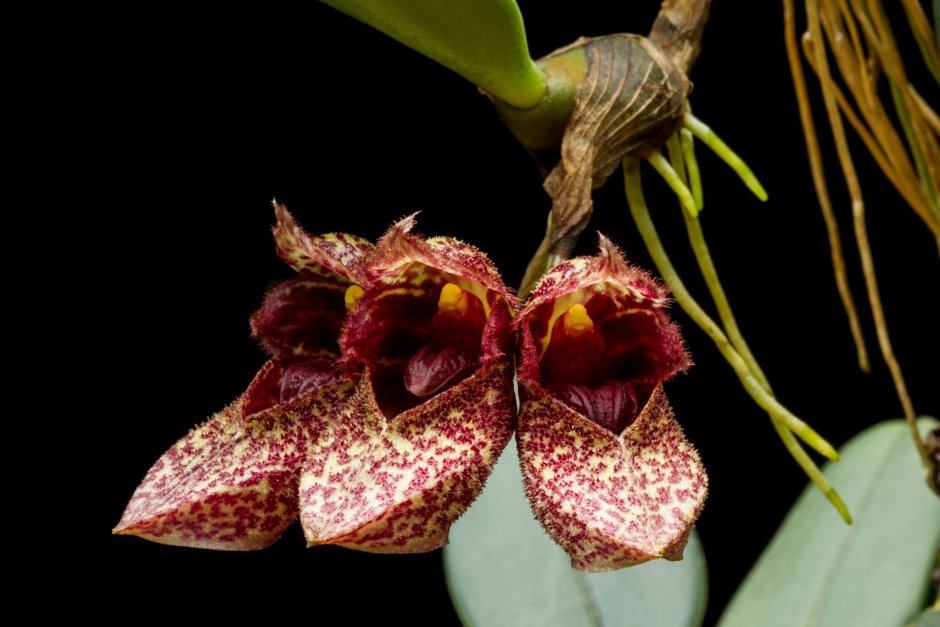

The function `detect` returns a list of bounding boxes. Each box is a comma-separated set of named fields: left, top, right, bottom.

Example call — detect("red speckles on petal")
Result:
left=523, top=236, right=670, bottom=314
left=115, top=206, right=372, bottom=551
left=272, top=202, right=373, bottom=283
left=517, top=238, right=689, bottom=433
left=121, top=204, right=705, bottom=569
left=114, top=364, right=356, bottom=550
left=300, top=360, right=515, bottom=553
left=513, top=239, right=705, bottom=570
left=516, top=384, right=707, bottom=572
left=367, top=217, right=503, bottom=290
left=341, top=218, right=516, bottom=419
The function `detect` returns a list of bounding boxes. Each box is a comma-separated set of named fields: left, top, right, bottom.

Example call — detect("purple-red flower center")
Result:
left=345, top=277, right=489, bottom=418
left=403, top=282, right=486, bottom=397
left=249, top=279, right=352, bottom=409
left=279, top=359, right=344, bottom=403
left=532, top=291, right=681, bottom=434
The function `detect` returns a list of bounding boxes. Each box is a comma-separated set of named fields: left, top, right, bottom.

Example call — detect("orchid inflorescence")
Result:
left=114, top=202, right=707, bottom=572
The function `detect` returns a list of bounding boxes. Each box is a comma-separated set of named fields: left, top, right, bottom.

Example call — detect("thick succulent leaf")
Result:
left=272, top=202, right=373, bottom=282
left=320, top=0, right=546, bottom=108
left=299, top=360, right=515, bottom=552
left=517, top=384, right=707, bottom=572
left=908, top=607, right=940, bottom=626
left=114, top=362, right=355, bottom=550
left=445, top=438, right=708, bottom=627
left=718, top=418, right=940, bottom=627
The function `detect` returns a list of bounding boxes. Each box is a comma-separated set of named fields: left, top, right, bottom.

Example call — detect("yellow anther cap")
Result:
left=438, top=283, right=466, bottom=311
left=563, top=303, right=594, bottom=334
left=345, top=285, right=365, bottom=311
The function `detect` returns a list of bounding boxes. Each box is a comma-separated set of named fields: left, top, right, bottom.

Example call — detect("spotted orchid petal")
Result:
left=113, top=362, right=355, bottom=549
left=301, top=362, right=514, bottom=552
left=515, top=236, right=707, bottom=571
left=300, top=217, right=516, bottom=552
left=271, top=201, right=373, bottom=281
left=114, top=204, right=370, bottom=549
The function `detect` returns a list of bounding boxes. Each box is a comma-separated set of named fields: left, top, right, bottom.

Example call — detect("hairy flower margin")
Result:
left=115, top=205, right=706, bottom=571
left=516, top=239, right=706, bottom=571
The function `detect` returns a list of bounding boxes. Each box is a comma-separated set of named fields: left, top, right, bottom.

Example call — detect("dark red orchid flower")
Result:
left=299, top=216, right=517, bottom=552
left=515, top=237, right=707, bottom=572
left=113, top=204, right=370, bottom=549
left=115, top=211, right=705, bottom=570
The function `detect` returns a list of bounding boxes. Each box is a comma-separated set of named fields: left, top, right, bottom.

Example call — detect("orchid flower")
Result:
left=113, top=204, right=371, bottom=549
left=514, top=237, right=707, bottom=572
left=299, top=216, right=517, bottom=552
left=116, top=210, right=704, bottom=569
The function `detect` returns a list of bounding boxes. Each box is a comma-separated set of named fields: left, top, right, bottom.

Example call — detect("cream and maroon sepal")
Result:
left=299, top=216, right=517, bottom=552
left=114, top=204, right=371, bottom=550
left=514, top=236, right=707, bottom=571
left=517, top=383, right=706, bottom=571
left=299, top=360, right=514, bottom=552
left=113, top=362, right=355, bottom=549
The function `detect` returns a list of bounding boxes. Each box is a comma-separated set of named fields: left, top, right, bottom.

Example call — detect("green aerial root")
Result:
left=647, top=150, right=699, bottom=217
left=623, top=152, right=849, bottom=523
left=680, top=129, right=704, bottom=210
left=684, top=113, right=769, bottom=202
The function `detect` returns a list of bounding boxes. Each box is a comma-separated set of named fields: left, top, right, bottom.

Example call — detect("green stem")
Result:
left=624, top=157, right=836, bottom=459
left=321, top=0, right=547, bottom=109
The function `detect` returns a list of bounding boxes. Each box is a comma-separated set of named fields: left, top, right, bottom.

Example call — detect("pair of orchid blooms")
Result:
left=115, top=204, right=707, bottom=572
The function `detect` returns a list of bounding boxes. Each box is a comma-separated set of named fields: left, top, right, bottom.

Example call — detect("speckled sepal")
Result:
left=516, top=383, right=707, bottom=572
left=272, top=201, right=372, bottom=283
left=114, top=361, right=355, bottom=550
left=299, top=359, right=515, bottom=553
left=366, top=215, right=512, bottom=298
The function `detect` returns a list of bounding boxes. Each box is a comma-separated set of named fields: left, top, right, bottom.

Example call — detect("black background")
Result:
left=99, top=3, right=938, bottom=624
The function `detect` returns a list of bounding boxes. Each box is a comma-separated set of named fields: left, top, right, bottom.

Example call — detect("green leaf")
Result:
left=320, top=0, right=546, bottom=108
left=907, top=606, right=940, bottom=627
left=443, top=437, right=708, bottom=627
left=719, top=418, right=940, bottom=627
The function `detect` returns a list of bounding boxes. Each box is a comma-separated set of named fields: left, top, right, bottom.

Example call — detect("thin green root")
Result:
left=680, top=129, right=704, bottom=211
left=661, top=140, right=838, bottom=462
left=773, top=421, right=852, bottom=523
left=684, top=113, right=769, bottom=201
left=623, top=157, right=849, bottom=521
left=647, top=150, right=699, bottom=217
